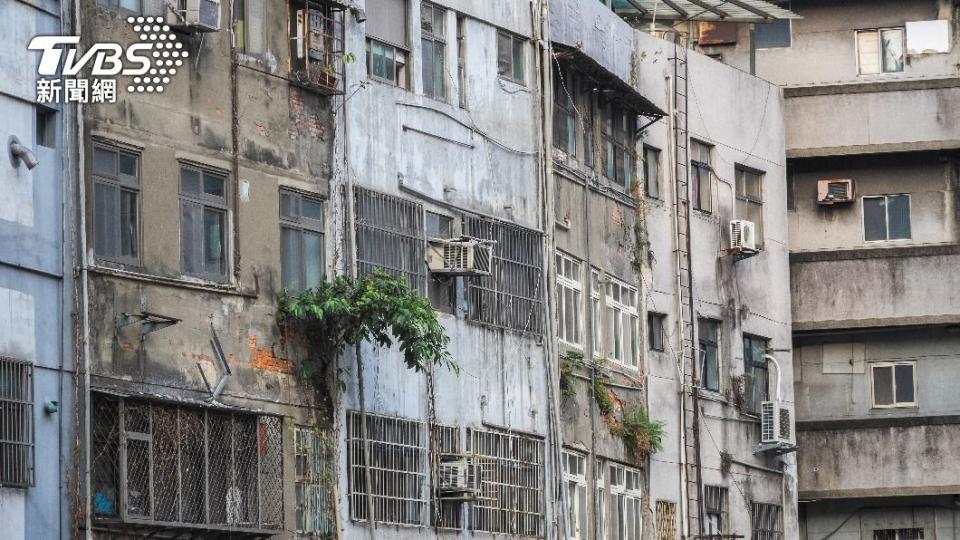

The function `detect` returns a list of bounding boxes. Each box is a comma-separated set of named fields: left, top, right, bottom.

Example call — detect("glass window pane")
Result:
left=120, top=190, right=138, bottom=258
left=180, top=202, right=201, bottom=274
left=203, top=208, right=225, bottom=276
left=303, top=232, right=324, bottom=289
left=281, top=227, right=301, bottom=290
left=280, top=192, right=298, bottom=219
left=858, top=31, right=881, bottom=74
left=420, top=5, right=433, bottom=33
left=881, top=28, right=904, bottom=72
left=887, top=195, right=911, bottom=239
left=119, top=0, right=141, bottom=12
left=512, top=39, right=524, bottom=82
left=895, top=364, right=914, bottom=404
left=873, top=366, right=894, bottom=406
left=94, top=147, right=117, bottom=176
left=576, top=485, right=587, bottom=537
left=119, top=153, right=137, bottom=178
left=433, top=42, right=445, bottom=98
left=203, top=172, right=225, bottom=198
left=95, top=182, right=118, bottom=257
left=497, top=33, right=511, bottom=77
left=181, top=167, right=201, bottom=195
left=302, top=198, right=323, bottom=222
left=863, top=197, right=888, bottom=241
left=422, top=39, right=435, bottom=97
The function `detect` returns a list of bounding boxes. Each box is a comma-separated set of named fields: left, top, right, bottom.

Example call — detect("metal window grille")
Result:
left=290, top=0, right=347, bottom=94
left=562, top=451, right=588, bottom=539
left=704, top=486, right=729, bottom=537
left=294, top=426, right=335, bottom=536
left=354, top=186, right=426, bottom=294
left=346, top=411, right=428, bottom=526
left=655, top=501, right=677, bottom=540
left=750, top=502, right=783, bottom=540
left=602, top=274, right=639, bottom=367
left=609, top=464, right=643, bottom=540
left=468, top=428, right=545, bottom=537
left=280, top=188, right=326, bottom=291
left=92, top=143, right=140, bottom=263
left=431, top=424, right=462, bottom=529
left=556, top=252, right=584, bottom=348
left=0, top=357, right=34, bottom=487
left=874, top=528, right=925, bottom=540
left=464, top=216, right=544, bottom=334
left=89, top=393, right=284, bottom=531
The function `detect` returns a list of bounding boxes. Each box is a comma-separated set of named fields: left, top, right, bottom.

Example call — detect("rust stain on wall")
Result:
left=248, top=335, right=293, bottom=373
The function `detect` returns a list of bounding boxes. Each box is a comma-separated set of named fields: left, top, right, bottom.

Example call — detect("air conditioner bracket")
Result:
left=752, top=441, right=798, bottom=456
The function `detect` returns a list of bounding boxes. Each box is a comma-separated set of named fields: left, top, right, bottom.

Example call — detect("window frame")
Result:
left=644, top=145, right=661, bottom=199
left=456, top=14, right=468, bottom=108
left=97, top=0, right=142, bottom=14
left=742, top=333, right=770, bottom=415
left=870, top=361, right=917, bottom=409
left=0, top=356, right=34, bottom=488
left=751, top=502, right=783, bottom=540
left=698, top=318, right=722, bottom=393
left=690, top=140, right=713, bottom=213
left=648, top=312, right=665, bottom=352
left=562, top=451, right=588, bottom=539
left=280, top=188, right=326, bottom=292
left=294, top=425, right=334, bottom=535
left=178, top=162, right=230, bottom=282
left=420, top=2, right=447, bottom=101
left=602, top=274, right=640, bottom=369
left=92, top=142, right=141, bottom=266
left=873, top=528, right=925, bottom=540
left=601, top=102, right=635, bottom=190
left=856, top=27, right=905, bottom=76
left=608, top=463, right=643, bottom=540
left=754, top=18, right=792, bottom=49
left=862, top=194, right=912, bottom=243
left=366, top=38, right=409, bottom=87
left=735, top=165, right=765, bottom=248
left=704, top=485, right=729, bottom=537
left=496, top=30, right=526, bottom=85
left=556, top=251, right=585, bottom=349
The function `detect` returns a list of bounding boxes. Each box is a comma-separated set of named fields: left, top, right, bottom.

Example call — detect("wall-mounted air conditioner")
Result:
left=760, top=401, right=793, bottom=445
left=729, top=220, right=757, bottom=252
left=438, top=455, right=481, bottom=500
left=427, top=237, right=493, bottom=276
left=168, top=0, right=222, bottom=32
left=817, top=179, right=854, bottom=205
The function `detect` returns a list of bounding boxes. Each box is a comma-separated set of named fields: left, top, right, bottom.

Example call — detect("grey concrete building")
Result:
left=0, top=0, right=76, bottom=538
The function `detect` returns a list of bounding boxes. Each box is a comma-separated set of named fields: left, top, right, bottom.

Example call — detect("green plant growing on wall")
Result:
left=277, top=269, right=457, bottom=388
left=631, top=218, right=650, bottom=275
left=720, top=449, right=733, bottom=476
left=559, top=353, right=578, bottom=401
left=613, top=403, right=665, bottom=460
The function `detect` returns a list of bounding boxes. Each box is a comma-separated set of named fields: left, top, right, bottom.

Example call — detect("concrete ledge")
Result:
left=797, top=414, right=960, bottom=432
left=790, top=244, right=960, bottom=263
left=800, top=485, right=960, bottom=500
left=787, top=139, right=960, bottom=159
left=783, top=77, right=960, bottom=98
left=793, top=314, right=960, bottom=332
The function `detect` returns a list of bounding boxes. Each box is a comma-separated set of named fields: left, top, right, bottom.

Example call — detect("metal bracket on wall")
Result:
left=115, top=311, right=181, bottom=337
left=752, top=442, right=798, bottom=456
left=198, top=322, right=232, bottom=403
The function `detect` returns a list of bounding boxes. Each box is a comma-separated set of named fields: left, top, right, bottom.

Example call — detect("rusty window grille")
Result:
left=290, top=0, right=346, bottom=95
left=609, top=463, right=643, bottom=540
left=346, top=411, right=428, bottom=526
left=0, top=357, right=34, bottom=487
left=704, top=485, right=729, bottom=537
left=464, top=216, right=544, bottom=334
left=354, top=186, right=426, bottom=294
left=294, top=426, right=335, bottom=536
left=467, top=428, right=545, bottom=537
left=89, top=393, right=284, bottom=532
left=430, top=424, right=462, bottom=529
left=655, top=500, right=678, bottom=540
left=750, top=502, right=783, bottom=540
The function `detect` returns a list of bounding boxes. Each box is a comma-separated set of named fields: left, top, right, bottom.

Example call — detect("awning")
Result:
left=611, top=0, right=800, bottom=22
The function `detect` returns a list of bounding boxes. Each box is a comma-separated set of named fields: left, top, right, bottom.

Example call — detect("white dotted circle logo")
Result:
left=125, top=16, right=187, bottom=94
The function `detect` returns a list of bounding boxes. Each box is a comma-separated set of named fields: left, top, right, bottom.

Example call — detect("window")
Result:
left=457, top=15, right=468, bottom=108
left=698, top=319, right=721, bottom=392
left=291, top=0, right=346, bottom=94
left=595, top=461, right=607, bottom=539
left=648, top=312, right=665, bottom=352
left=644, top=145, right=661, bottom=199
left=755, top=19, right=791, bottom=49
left=97, top=0, right=141, bottom=13
left=602, top=104, right=634, bottom=189
left=366, top=0, right=409, bottom=87
left=874, top=529, right=925, bottom=540
left=93, top=144, right=140, bottom=263
left=735, top=166, right=764, bottom=247
left=497, top=31, right=525, bottom=84
left=431, top=424, right=462, bottom=529
left=179, top=164, right=228, bottom=281
left=871, top=362, right=916, bottom=408
left=563, top=451, right=588, bottom=539
left=554, top=66, right=578, bottom=158
left=704, top=486, right=729, bottom=537
left=464, top=216, right=544, bottom=334
left=89, top=394, right=284, bottom=529
left=751, top=502, right=783, bottom=540
left=469, top=428, right=545, bottom=537
left=743, top=334, right=769, bottom=415
left=421, top=3, right=446, bottom=100
left=655, top=501, right=677, bottom=540
left=36, top=106, right=56, bottom=148
left=280, top=189, right=325, bottom=292
left=857, top=28, right=904, bottom=75
left=557, top=252, right=584, bottom=348
left=0, top=357, right=34, bottom=487
left=603, top=275, right=639, bottom=368
left=426, top=211, right=455, bottom=313
left=234, top=0, right=266, bottom=55
left=786, top=172, right=796, bottom=211
left=295, top=427, right=334, bottom=535
left=347, top=411, right=427, bottom=525
left=354, top=186, right=426, bottom=293
left=691, top=140, right=712, bottom=212
left=609, top=464, right=643, bottom=540
left=863, top=194, right=911, bottom=242
left=591, top=269, right=602, bottom=357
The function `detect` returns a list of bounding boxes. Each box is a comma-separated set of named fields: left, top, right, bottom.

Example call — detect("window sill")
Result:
left=497, top=76, right=529, bottom=93
left=88, top=264, right=257, bottom=298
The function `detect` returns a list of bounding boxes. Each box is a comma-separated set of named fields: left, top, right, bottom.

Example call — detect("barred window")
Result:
left=295, top=427, right=335, bottom=536
left=431, top=424, right=462, bottom=529
left=556, top=252, right=584, bottom=348
left=609, top=464, right=643, bottom=540
left=0, top=357, right=33, bottom=487
left=705, top=485, right=729, bottom=537
left=464, top=216, right=544, bottom=334
left=89, top=394, right=284, bottom=531
left=562, top=451, right=587, bottom=539
left=751, top=502, right=783, bottom=540
left=469, top=428, right=545, bottom=537
left=874, top=529, right=924, bottom=540
left=346, top=411, right=427, bottom=526
left=655, top=500, right=677, bottom=540
left=354, top=186, right=426, bottom=293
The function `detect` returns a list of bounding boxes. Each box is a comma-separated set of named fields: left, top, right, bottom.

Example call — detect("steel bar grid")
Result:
left=346, top=410, right=428, bottom=526
left=463, top=216, right=544, bottom=334
left=290, top=0, right=347, bottom=95
left=431, top=424, right=462, bottom=529
left=294, top=426, right=335, bottom=536
left=0, top=356, right=34, bottom=487
left=467, top=427, right=545, bottom=537
left=656, top=500, right=678, bottom=540
left=354, top=186, right=427, bottom=294
left=90, top=393, right=283, bottom=532
left=750, top=502, right=783, bottom=540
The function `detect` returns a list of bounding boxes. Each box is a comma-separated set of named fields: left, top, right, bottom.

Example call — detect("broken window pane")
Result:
left=881, top=28, right=904, bottom=72
left=873, top=365, right=894, bottom=406
left=863, top=196, right=888, bottom=241
left=895, top=363, right=915, bottom=404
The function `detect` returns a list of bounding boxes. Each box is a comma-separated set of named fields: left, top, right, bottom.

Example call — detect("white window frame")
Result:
left=603, top=274, right=640, bottom=369
left=609, top=463, right=643, bottom=540
left=595, top=460, right=606, bottom=539
left=870, top=361, right=917, bottom=409
left=862, top=194, right=912, bottom=243
left=856, top=27, right=905, bottom=76
left=557, top=252, right=584, bottom=349
left=563, top=451, right=588, bottom=539
left=591, top=269, right=602, bottom=358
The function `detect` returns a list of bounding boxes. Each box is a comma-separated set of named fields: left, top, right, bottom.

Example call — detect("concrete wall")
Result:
left=0, top=0, right=75, bottom=538
left=802, top=497, right=960, bottom=540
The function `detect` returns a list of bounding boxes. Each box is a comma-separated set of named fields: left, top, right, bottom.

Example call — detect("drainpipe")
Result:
left=763, top=353, right=783, bottom=402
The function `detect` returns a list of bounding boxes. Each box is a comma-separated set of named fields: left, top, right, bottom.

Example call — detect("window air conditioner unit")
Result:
left=427, top=237, right=493, bottom=276
left=169, top=0, right=222, bottom=32
left=729, top=220, right=757, bottom=252
left=438, top=455, right=481, bottom=500
left=817, top=179, right=854, bottom=205
left=760, top=401, right=794, bottom=445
